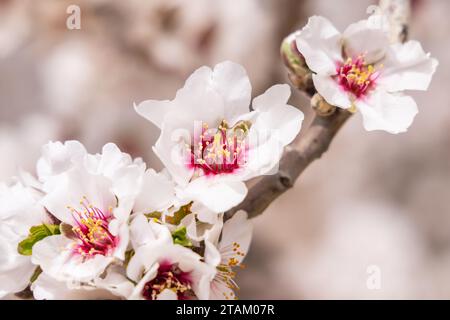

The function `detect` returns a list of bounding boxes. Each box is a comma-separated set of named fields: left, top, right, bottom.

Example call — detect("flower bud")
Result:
left=311, top=93, right=336, bottom=117
left=280, top=32, right=315, bottom=94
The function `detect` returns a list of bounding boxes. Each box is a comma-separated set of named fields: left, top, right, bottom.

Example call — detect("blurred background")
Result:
left=0, top=0, right=448, bottom=299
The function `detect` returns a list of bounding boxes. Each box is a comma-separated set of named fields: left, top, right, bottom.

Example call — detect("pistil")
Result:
left=189, top=120, right=249, bottom=176
left=67, top=197, right=117, bottom=258
left=336, top=55, right=380, bottom=98
left=142, top=261, right=193, bottom=300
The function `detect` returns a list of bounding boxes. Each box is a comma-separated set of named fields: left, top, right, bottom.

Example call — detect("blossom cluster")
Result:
left=0, top=61, right=303, bottom=300
left=0, top=6, right=438, bottom=300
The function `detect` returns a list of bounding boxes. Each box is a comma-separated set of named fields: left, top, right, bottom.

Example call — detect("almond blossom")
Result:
left=132, top=168, right=222, bottom=225
left=204, top=210, right=252, bottom=300
left=295, top=12, right=438, bottom=134
left=135, top=61, right=304, bottom=212
left=0, top=180, right=49, bottom=298
left=31, top=266, right=133, bottom=300
left=31, top=141, right=145, bottom=283
left=126, top=214, right=216, bottom=300
left=1, top=2, right=439, bottom=301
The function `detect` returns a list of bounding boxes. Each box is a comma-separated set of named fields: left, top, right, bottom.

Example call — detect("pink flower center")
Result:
left=336, top=55, right=380, bottom=98
left=68, top=197, right=117, bottom=258
left=142, top=261, right=193, bottom=300
left=188, top=120, right=249, bottom=176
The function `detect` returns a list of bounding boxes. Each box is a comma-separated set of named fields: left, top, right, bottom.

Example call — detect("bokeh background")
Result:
left=0, top=0, right=448, bottom=299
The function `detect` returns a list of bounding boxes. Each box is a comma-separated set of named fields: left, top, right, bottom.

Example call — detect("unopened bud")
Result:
left=311, top=93, right=336, bottom=117
left=280, top=32, right=315, bottom=95
left=280, top=32, right=308, bottom=74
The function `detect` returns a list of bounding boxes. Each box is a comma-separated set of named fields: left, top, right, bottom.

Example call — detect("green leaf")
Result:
left=18, top=224, right=61, bottom=256
left=172, top=226, right=192, bottom=247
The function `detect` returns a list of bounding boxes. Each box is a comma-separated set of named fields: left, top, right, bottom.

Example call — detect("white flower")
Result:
left=31, top=142, right=145, bottom=283
left=135, top=61, right=304, bottom=212
left=179, top=209, right=223, bottom=243
left=204, top=210, right=252, bottom=300
left=36, top=140, right=87, bottom=182
left=132, top=169, right=176, bottom=216
left=295, top=13, right=438, bottom=134
left=0, top=180, right=48, bottom=298
left=127, top=214, right=216, bottom=300
left=132, top=168, right=220, bottom=226
left=32, top=266, right=133, bottom=300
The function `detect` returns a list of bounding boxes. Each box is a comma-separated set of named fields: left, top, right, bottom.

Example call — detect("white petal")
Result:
left=133, top=169, right=175, bottom=214
left=31, top=235, right=73, bottom=280
left=295, top=16, right=342, bottom=75
left=32, top=273, right=121, bottom=300
left=357, top=90, right=418, bottom=134
left=0, top=183, right=46, bottom=296
left=0, top=181, right=47, bottom=228
left=342, top=18, right=390, bottom=64
left=196, top=206, right=219, bottom=225
left=181, top=212, right=220, bottom=243
left=130, top=214, right=153, bottom=248
left=204, top=241, right=222, bottom=267
left=129, top=214, right=172, bottom=249
left=93, top=265, right=134, bottom=298
left=37, top=140, right=86, bottom=182
left=269, top=104, right=304, bottom=145
left=31, top=235, right=112, bottom=282
left=0, top=227, right=22, bottom=270
left=177, top=178, right=247, bottom=213
left=111, top=168, right=145, bottom=219
left=174, top=65, right=225, bottom=126
left=220, top=210, right=253, bottom=264
left=191, top=264, right=216, bottom=300
left=137, top=61, right=251, bottom=132
left=111, top=221, right=129, bottom=261
left=169, top=254, right=214, bottom=300
left=378, top=40, right=439, bottom=92
left=134, top=100, right=173, bottom=129
left=62, top=255, right=113, bottom=283
left=202, top=214, right=224, bottom=245
left=252, top=84, right=291, bottom=112
left=153, top=118, right=195, bottom=187
left=180, top=213, right=199, bottom=242
left=110, top=166, right=144, bottom=218
left=243, top=134, right=283, bottom=180
left=41, top=168, right=115, bottom=225
left=209, top=278, right=235, bottom=300
left=94, top=143, right=133, bottom=178
left=252, top=85, right=304, bottom=145
left=32, top=273, right=80, bottom=300
left=0, top=254, right=35, bottom=296
left=176, top=66, right=213, bottom=99
left=126, top=249, right=153, bottom=285
left=312, top=74, right=352, bottom=109
left=127, top=262, right=159, bottom=300
left=17, top=170, right=44, bottom=192
left=212, top=61, right=252, bottom=123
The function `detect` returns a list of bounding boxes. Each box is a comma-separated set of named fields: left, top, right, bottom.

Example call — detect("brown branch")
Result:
left=225, top=0, right=411, bottom=220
